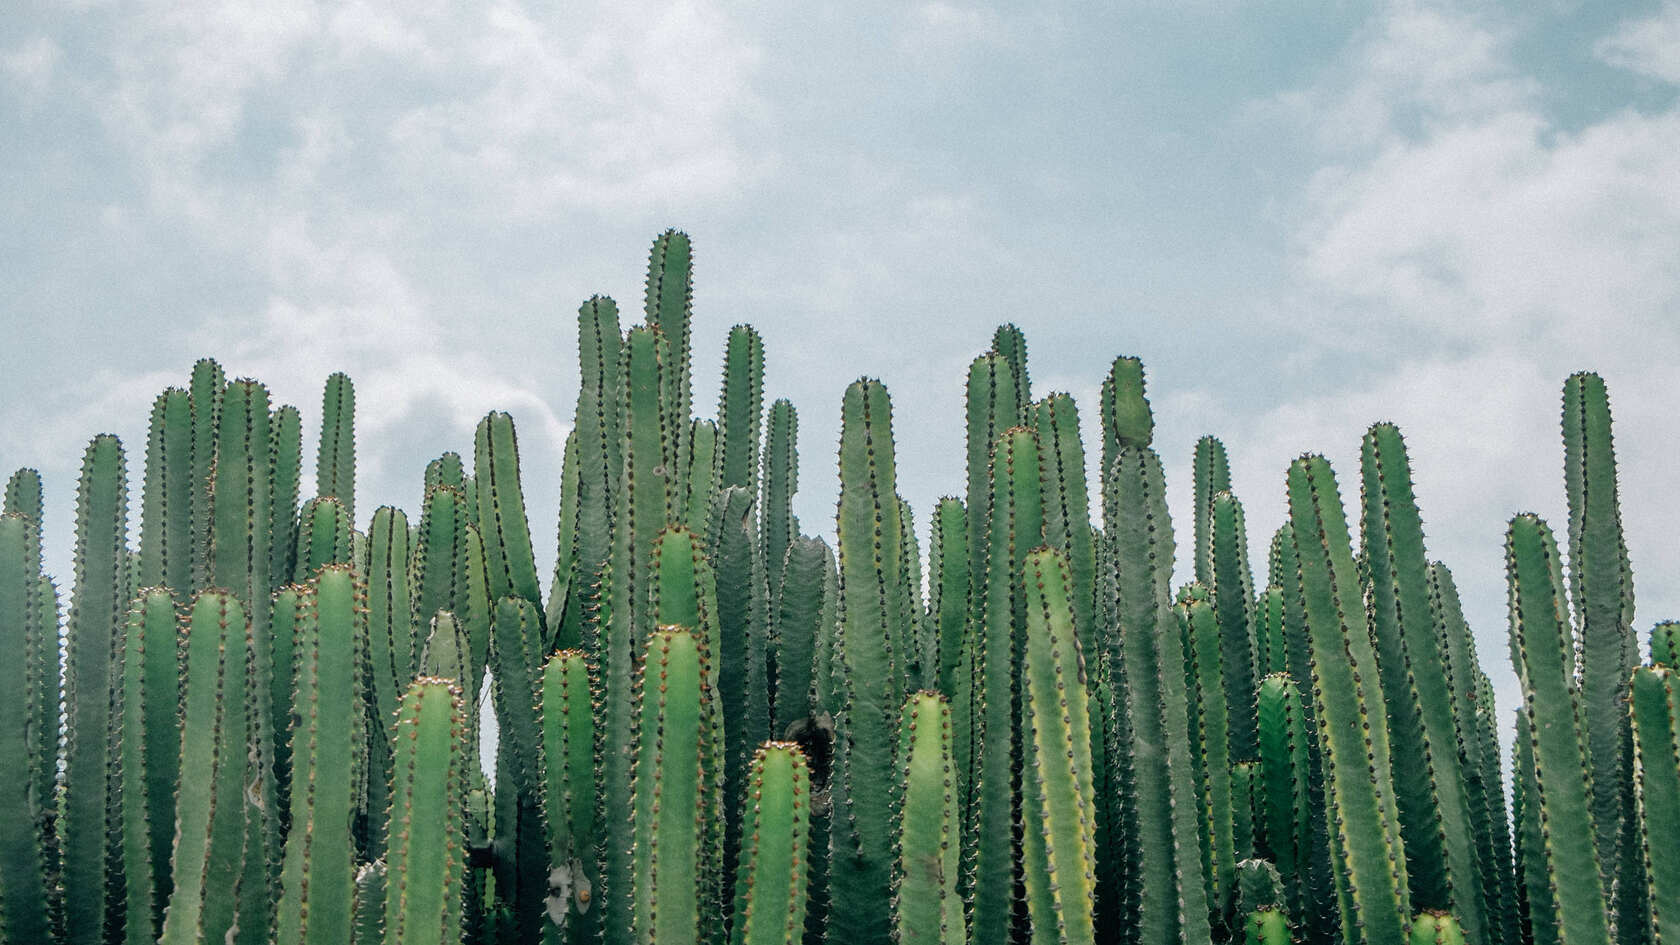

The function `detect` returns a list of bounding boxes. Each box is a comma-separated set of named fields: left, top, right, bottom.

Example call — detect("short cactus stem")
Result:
left=1242, top=908, right=1290, bottom=945
left=1409, top=911, right=1466, bottom=945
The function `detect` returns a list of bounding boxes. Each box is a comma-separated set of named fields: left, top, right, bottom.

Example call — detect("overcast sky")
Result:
left=5, top=0, right=1680, bottom=742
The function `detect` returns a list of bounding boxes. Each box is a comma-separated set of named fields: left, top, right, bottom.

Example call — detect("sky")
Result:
left=5, top=0, right=1680, bottom=749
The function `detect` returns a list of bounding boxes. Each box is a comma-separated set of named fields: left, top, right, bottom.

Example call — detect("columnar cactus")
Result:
left=0, top=511, right=54, bottom=942
left=894, top=692, right=962, bottom=945
left=1631, top=665, right=1680, bottom=943
left=542, top=648, right=601, bottom=944
left=732, top=742, right=813, bottom=945
left=383, top=678, right=469, bottom=945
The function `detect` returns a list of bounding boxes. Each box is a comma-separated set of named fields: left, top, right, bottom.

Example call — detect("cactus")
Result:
left=1101, top=361, right=1209, bottom=945
left=761, top=398, right=799, bottom=605
left=138, top=388, right=193, bottom=600
left=1359, top=423, right=1483, bottom=940
left=270, top=403, right=304, bottom=591
left=476, top=411, right=544, bottom=611
left=632, top=626, right=717, bottom=945
left=1191, top=436, right=1231, bottom=588
left=893, top=692, right=962, bottom=945
left=1181, top=588, right=1236, bottom=924
left=972, top=425, right=1043, bottom=944
left=274, top=566, right=367, bottom=945
left=159, top=591, right=255, bottom=945
left=1410, top=911, right=1466, bottom=945
left=1242, top=908, right=1290, bottom=945
left=732, top=742, right=813, bottom=945
left=113, top=588, right=179, bottom=941
left=1505, top=513, right=1612, bottom=945
left=383, top=678, right=469, bottom=945
left=295, top=495, right=354, bottom=581
left=1631, top=665, right=1680, bottom=943
left=830, top=378, right=910, bottom=945
left=1286, top=454, right=1410, bottom=945
left=63, top=433, right=128, bottom=945
left=1021, top=548, right=1098, bottom=945
left=1654, top=621, right=1680, bottom=669
left=542, top=649, right=601, bottom=944
left=0, top=512, right=54, bottom=942
left=315, top=371, right=357, bottom=522
left=1256, top=672, right=1311, bottom=920
left=991, top=324, right=1031, bottom=423
left=187, top=358, right=224, bottom=591
left=572, top=296, right=623, bottom=613
left=490, top=596, right=551, bottom=942
left=716, top=324, right=766, bottom=495
left=706, top=487, right=773, bottom=832
left=354, top=861, right=387, bottom=945
left=772, top=535, right=831, bottom=736
left=646, top=230, right=695, bottom=515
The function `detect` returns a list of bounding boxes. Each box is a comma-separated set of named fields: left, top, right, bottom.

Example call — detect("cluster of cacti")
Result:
left=2, top=228, right=1677, bottom=945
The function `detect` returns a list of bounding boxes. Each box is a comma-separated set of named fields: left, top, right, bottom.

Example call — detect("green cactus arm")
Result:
left=138, top=389, right=193, bottom=598
left=1504, top=513, right=1612, bottom=945
left=1257, top=585, right=1287, bottom=677
left=425, top=451, right=466, bottom=494
left=1655, top=621, right=1680, bottom=669
left=574, top=298, right=623, bottom=598
left=476, top=410, right=544, bottom=610
left=1286, top=454, right=1410, bottom=945
left=1209, top=491, right=1259, bottom=767
left=1232, top=763, right=1260, bottom=871
left=368, top=506, right=416, bottom=724
left=645, top=230, right=695, bottom=508
left=893, top=692, right=963, bottom=945
left=295, top=495, right=355, bottom=581
left=1511, top=706, right=1555, bottom=945
left=269, top=403, right=304, bottom=592
left=926, top=498, right=969, bottom=698
left=268, top=584, right=308, bottom=823
left=632, top=626, right=713, bottom=945
left=972, top=425, right=1043, bottom=945
left=899, top=495, right=927, bottom=691
left=1359, top=423, right=1483, bottom=938
left=419, top=611, right=471, bottom=685
left=771, top=536, right=829, bottom=736
left=383, top=677, right=469, bottom=945
left=115, top=587, right=180, bottom=942
left=684, top=418, right=718, bottom=530
left=3, top=467, right=42, bottom=520
left=159, top=590, right=254, bottom=945
left=490, top=595, right=552, bottom=941
left=275, top=565, right=367, bottom=945
left=1561, top=372, right=1639, bottom=921
left=991, top=323, right=1031, bottom=422
left=63, top=432, right=129, bottom=945
left=542, top=648, right=601, bottom=943
left=1022, top=548, right=1099, bottom=945
left=1256, top=672, right=1311, bottom=921
left=1099, top=356, right=1152, bottom=461
left=354, top=860, right=387, bottom=945
left=1631, top=666, right=1680, bottom=943
left=704, top=488, right=771, bottom=842
left=731, top=742, right=813, bottom=945
left=1183, top=590, right=1237, bottom=924
left=1232, top=858, right=1284, bottom=918
left=550, top=428, right=584, bottom=646
left=760, top=398, right=799, bottom=604
left=1242, top=908, right=1290, bottom=945
left=316, top=371, right=357, bottom=522
left=1103, top=417, right=1210, bottom=944
left=187, top=358, right=225, bottom=591
left=716, top=324, right=766, bottom=494
left=0, top=513, right=53, bottom=942
left=1410, top=912, right=1466, bottom=945
left=830, top=377, right=909, bottom=945
left=1191, top=436, right=1232, bottom=587
left=964, top=353, right=1018, bottom=639
left=1031, top=393, right=1096, bottom=667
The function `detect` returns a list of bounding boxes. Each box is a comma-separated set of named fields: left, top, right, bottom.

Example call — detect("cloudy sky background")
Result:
left=6, top=0, right=1680, bottom=746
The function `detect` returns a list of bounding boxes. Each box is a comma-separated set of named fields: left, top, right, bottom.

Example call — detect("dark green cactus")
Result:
left=830, top=378, right=909, bottom=945
left=275, top=566, right=367, bottom=945
left=490, top=596, right=551, bottom=943
left=187, top=358, right=224, bottom=591
left=0, top=512, right=54, bottom=943
left=542, top=648, right=600, bottom=944
left=1256, top=672, right=1311, bottom=921
left=1359, top=422, right=1483, bottom=940
left=354, top=861, right=387, bottom=945
left=991, top=324, right=1031, bottom=424
left=138, top=388, right=193, bottom=601
left=1631, top=665, right=1680, bottom=943
left=317, top=371, right=356, bottom=522
left=412, top=484, right=490, bottom=688
left=645, top=230, right=695, bottom=512
left=550, top=429, right=584, bottom=646
left=63, top=433, right=128, bottom=945
left=706, top=487, right=772, bottom=824
left=686, top=419, right=719, bottom=530
left=772, top=536, right=831, bottom=737
left=572, top=296, right=623, bottom=614
left=632, top=626, right=717, bottom=945
left=1504, top=512, right=1612, bottom=945
left=1101, top=362, right=1209, bottom=945
left=363, top=505, right=414, bottom=859
left=731, top=742, right=813, bottom=945
left=383, top=678, right=469, bottom=945
left=893, top=692, right=962, bottom=945
left=114, top=588, right=179, bottom=942
left=270, top=403, right=303, bottom=592
left=1208, top=491, right=1258, bottom=768
left=1181, top=588, right=1236, bottom=925
left=1286, top=454, right=1410, bottom=945
left=973, top=425, right=1043, bottom=945
left=1654, top=621, right=1680, bottom=669
left=1021, top=548, right=1098, bottom=945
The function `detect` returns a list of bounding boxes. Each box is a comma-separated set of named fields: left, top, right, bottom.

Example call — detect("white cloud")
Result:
left=1597, top=1, right=1680, bottom=84
left=2, top=35, right=63, bottom=96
